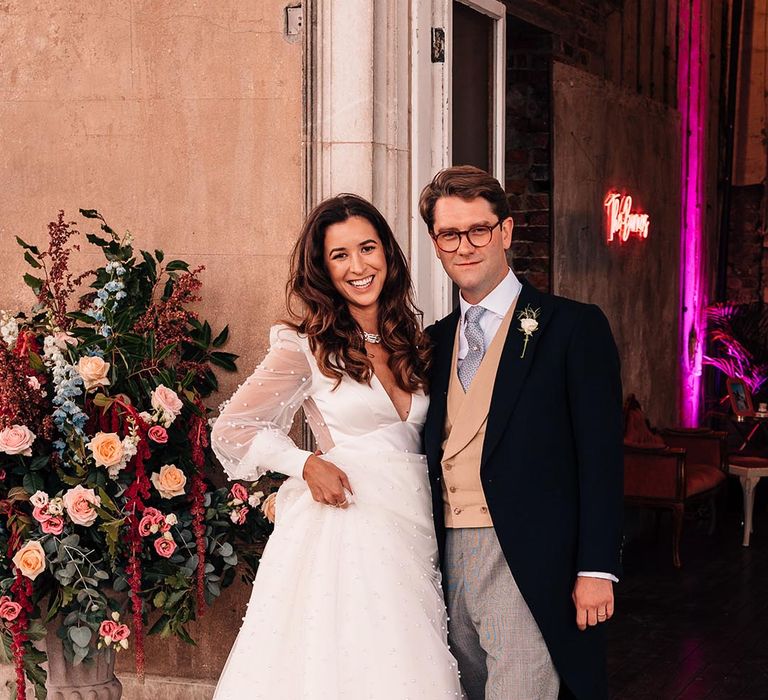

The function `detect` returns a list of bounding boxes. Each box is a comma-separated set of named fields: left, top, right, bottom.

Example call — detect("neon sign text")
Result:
left=603, top=192, right=650, bottom=243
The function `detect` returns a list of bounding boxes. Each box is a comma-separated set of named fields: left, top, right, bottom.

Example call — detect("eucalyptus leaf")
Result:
left=68, top=626, right=92, bottom=648
left=73, top=643, right=89, bottom=666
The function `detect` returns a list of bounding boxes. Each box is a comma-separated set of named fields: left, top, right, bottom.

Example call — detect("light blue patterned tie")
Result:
left=458, top=305, right=487, bottom=391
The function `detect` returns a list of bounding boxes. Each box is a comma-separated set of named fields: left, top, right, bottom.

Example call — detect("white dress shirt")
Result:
left=457, top=268, right=618, bottom=583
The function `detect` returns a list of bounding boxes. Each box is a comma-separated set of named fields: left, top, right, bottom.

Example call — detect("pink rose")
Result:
left=29, top=491, right=49, bottom=508
left=142, top=507, right=162, bottom=520
left=53, top=331, right=78, bottom=349
left=0, top=596, right=22, bottom=622
left=230, top=483, right=248, bottom=502
left=154, top=537, right=177, bottom=559
left=147, top=425, right=168, bottom=444
left=99, top=620, right=118, bottom=640
left=62, top=485, right=101, bottom=527
left=0, top=424, right=36, bottom=456
left=150, top=385, right=183, bottom=423
left=111, top=624, right=130, bottom=642
left=41, top=516, right=64, bottom=535
left=229, top=506, right=249, bottom=525
left=0, top=468, right=5, bottom=481
left=32, top=505, right=52, bottom=523
left=138, top=515, right=156, bottom=537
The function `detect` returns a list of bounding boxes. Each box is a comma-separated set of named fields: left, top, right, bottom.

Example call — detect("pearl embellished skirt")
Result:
left=213, top=445, right=462, bottom=699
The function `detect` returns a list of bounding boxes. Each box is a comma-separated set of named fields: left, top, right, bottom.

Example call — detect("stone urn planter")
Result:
left=44, top=625, right=122, bottom=700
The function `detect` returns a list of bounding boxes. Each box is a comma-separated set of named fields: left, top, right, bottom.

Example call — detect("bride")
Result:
left=211, top=194, right=462, bottom=699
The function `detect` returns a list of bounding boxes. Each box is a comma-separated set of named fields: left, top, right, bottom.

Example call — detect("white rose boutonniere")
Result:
left=517, top=305, right=541, bottom=359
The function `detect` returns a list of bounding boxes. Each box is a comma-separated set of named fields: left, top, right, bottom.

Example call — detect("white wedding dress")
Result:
left=211, top=325, right=461, bottom=699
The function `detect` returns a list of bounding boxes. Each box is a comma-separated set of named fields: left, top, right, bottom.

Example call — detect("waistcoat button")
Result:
left=453, top=507, right=462, bottom=515
left=449, top=486, right=457, bottom=493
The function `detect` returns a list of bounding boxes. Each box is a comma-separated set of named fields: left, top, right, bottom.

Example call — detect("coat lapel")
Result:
left=425, top=309, right=460, bottom=468
left=481, top=282, right=554, bottom=468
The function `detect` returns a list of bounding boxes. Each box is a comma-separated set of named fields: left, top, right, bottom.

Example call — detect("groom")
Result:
left=420, top=166, right=623, bottom=700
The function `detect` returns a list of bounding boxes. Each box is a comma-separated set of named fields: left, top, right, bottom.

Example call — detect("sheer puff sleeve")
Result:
left=211, top=325, right=314, bottom=481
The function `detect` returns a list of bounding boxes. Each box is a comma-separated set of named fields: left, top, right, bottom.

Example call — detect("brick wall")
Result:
left=505, top=19, right=553, bottom=291
left=502, top=0, right=678, bottom=292
left=726, top=184, right=765, bottom=303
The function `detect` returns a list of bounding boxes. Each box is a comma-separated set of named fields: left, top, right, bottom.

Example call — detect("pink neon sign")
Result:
left=603, top=192, right=650, bottom=243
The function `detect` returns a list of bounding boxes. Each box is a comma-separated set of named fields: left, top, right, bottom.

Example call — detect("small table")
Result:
left=727, top=456, right=768, bottom=546
left=731, top=413, right=768, bottom=451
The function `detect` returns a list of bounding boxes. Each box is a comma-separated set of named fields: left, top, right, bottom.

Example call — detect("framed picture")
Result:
left=727, top=377, right=754, bottom=417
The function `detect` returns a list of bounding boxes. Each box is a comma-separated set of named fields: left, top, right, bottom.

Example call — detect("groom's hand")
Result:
left=302, top=454, right=353, bottom=508
left=572, top=577, right=614, bottom=631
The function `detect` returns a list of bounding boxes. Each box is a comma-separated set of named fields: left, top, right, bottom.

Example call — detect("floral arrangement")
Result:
left=0, top=211, right=277, bottom=698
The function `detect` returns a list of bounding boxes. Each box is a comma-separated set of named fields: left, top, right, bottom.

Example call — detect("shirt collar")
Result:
left=459, top=268, right=522, bottom=322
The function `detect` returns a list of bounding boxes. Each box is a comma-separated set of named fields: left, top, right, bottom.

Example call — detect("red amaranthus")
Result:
left=189, top=402, right=209, bottom=613
left=113, top=399, right=152, bottom=680
left=9, top=572, right=33, bottom=696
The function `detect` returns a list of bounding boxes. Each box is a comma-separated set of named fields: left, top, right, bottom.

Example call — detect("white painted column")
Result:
left=305, top=0, right=410, bottom=251
left=410, top=0, right=453, bottom=323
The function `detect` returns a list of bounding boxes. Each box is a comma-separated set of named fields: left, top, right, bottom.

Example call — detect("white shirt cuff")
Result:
left=577, top=571, right=619, bottom=583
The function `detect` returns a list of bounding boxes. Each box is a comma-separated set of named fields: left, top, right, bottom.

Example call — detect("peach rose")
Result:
left=12, top=540, right=46, bottom=581
left=154, top=536, right=177, bottom=558
left=151, top=385, right=183, bottom=423
left=62, top=485, right=101, bottom=527
left=150, top=464, right=187, bottom=499
left=261, top=492, right=277, bottom=524
left=87, top=432, right=125, bottom=469
left=41, top=516, right=64, bottom=535
left=0, top=596, right=22, bottom=622
left=147, top=425, right=168, bottom=444
left=76, top=355, right=111, bottom=392
left=0, top=424, right=36, bottom=456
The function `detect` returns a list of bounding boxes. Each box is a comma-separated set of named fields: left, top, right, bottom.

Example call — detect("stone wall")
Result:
left=0, top=1, right=303, bottom=696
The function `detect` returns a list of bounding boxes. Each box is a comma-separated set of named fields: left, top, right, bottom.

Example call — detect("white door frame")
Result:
left=410, top=0, right=506, bottom=323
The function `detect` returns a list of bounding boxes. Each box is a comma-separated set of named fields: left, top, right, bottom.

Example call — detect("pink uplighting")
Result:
left=678, top=1, right=710, bottom=426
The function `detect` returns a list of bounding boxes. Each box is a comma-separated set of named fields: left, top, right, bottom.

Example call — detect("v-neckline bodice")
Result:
left=371, top=373, right=414, bottom=423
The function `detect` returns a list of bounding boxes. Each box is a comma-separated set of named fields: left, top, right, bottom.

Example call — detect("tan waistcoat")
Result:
left=441, top=302, right=517, bottom=528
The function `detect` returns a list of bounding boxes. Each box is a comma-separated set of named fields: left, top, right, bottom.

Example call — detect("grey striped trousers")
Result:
left=444, top=527, right=560, bottom=700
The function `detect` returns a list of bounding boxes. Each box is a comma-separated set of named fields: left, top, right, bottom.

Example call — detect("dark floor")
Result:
left=607, top=500, right=768, bottom=700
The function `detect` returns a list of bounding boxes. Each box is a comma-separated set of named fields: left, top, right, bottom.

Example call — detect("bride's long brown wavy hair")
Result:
left=285, top=194, right=431, bottom=391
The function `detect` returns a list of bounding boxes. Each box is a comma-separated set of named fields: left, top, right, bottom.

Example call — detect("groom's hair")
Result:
left=418, top=165, right=511, bottom=233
